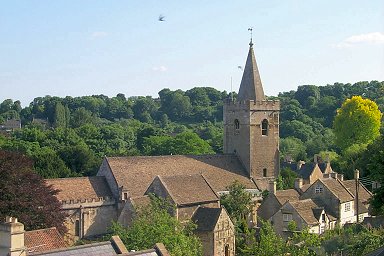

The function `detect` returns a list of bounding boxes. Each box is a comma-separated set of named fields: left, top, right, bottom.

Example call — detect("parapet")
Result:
left=60, top=196, right=115, bottom=208
left=224, top=99, right=280, bottom=111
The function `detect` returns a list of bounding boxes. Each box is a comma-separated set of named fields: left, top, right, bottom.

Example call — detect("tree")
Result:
left=220, top=181, right=252, bottom=223
left=0, top=150, right=67, bottom=233
left=110, top=196, right=202, bottom=256
left=333, top=96, right=382, bottom=150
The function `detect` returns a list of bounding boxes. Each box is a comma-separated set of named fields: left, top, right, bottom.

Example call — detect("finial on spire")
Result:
left=248, top=27, right=253, bottom=47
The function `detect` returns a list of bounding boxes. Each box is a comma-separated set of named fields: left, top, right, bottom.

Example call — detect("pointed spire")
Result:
left=237, top=42, right=265, bottom=102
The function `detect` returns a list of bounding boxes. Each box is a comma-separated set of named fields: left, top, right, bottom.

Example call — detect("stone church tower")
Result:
left=224, top=41, right=280, bottom=179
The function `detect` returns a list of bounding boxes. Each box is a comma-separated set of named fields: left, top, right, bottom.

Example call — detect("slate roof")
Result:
left=32, top=241, right=119, bottom=255
left=192, top=207, right=222, bottom=232
left=130, top=195, right=151, bottom=209
left=342, top=180, right=372, bottom=204
left=25, top=227, right=67, bottom=255
left=105, top=155, right=256, bottom=198
left=154, top=174, right=219, bottom=206
left=275, top=189, right=300, bottom=205
left=288, top=199, right=321, bottom=225
left=321, top=178, right=354, bottom=203
left=298, top=163, right=317, bottom=179
left=45, top=176, right=113, bottom=201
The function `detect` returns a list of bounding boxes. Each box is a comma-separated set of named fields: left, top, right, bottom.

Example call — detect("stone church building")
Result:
left=45, top=41, right=279, bottom=256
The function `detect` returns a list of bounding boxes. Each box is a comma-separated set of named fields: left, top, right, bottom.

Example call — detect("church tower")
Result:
left=224, top=41, right=280, bottom=180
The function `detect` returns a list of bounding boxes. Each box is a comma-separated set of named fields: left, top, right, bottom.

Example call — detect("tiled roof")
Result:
left=321, top=178, right=354, bottom=203
left=342, top=180, right=372, bottom=204
left=106, top=155, right=256, bottom=198
left=155, top=174, right=219, bottom=205
left=45, top=176, right=113, bottom=201
left=130, top=195, right=151, bottom=209
left=32, top=241, right=119, bottom=256
left=275, top=189, right=300, bottom=205
left=192, top=207, right=222, bottom=231
left=25, top=227, right=67, bottom=255
left=289, top=199, right=321, bottom=225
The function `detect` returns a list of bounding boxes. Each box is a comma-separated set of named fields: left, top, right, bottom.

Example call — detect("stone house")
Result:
left=270, top=199, right=336, bottom=239
left=299, top=178, right=369, bottom=226
left=192, top=207, right=235, bottom=256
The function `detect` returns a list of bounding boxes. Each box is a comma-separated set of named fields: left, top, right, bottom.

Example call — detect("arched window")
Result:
left=75, top=220, right=80, bottom=236
left=225, top=244, right=230, bottom=256
left=263, top=168, right=267, bottom=177
left=234, top=119, right=240, bottom=130
left=261, top=119, right=268, bottom=136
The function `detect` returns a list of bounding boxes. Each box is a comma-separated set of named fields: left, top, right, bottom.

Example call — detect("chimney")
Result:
left=297, top=161, right=305, bottom=170
left=0, top=217, right=26, bottom=256
left=338, top=174, right=344, bottom=181
left=294, top=178, right=303, bottom=191
left=354, top=169, right=360, bottom=180
left=268, top=180, right=276, bottom=195
left=313, top=154, right=318, bottom=163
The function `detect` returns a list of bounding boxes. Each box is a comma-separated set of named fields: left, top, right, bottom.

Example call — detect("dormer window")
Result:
left=262, top=119, right=268, bottom=136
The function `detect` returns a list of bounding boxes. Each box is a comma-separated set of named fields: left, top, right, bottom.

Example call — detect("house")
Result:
left=192, top=207, right=235, bottom=256
left=270, top=199, right=336, bottom=239
left=300, top=178, right=369, bottom=225
left=0, top=119, right=21, bottom=132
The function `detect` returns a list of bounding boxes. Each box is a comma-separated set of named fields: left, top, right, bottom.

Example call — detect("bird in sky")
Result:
left=158, top=15, right=165, bottom=21
left=238, top=66, right=243, bottom=71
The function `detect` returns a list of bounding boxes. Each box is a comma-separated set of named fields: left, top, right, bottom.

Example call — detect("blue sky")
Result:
left=1, top=1, right=383, bottom=106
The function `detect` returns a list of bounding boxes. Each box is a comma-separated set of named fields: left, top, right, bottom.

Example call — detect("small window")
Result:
left=261, top=119, right=268, bottom=136
left=234, top=119, right=240, bottom=130
left=263, top=168, right=267, bottom=177
left=75, top=220, right=80, bottom=236
left=283, top=213, right=292, bottom=222
left=315, top=185, right=323, bottom=193
left=225, top=244, right=230, bottom=256
left=345, top=202, right=351, bottom=212
left=123, top=192, right=128, bottom=200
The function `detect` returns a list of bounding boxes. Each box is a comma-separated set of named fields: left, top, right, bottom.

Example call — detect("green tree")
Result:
left=220, top=181, right=252, bottom=222
left=0, top=150, right=67, bottom=233
left=110, top=196, right=202, bottom=256
left=333, top=96, right=382, bottom=150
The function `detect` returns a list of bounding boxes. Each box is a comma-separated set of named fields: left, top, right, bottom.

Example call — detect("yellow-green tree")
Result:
left=333, top=96, right=382, bottom=150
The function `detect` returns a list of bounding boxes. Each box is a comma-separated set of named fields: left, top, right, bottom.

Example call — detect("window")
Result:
left=283, top=213, right=292, bottom=222
left=261, top=119, right=268, bottom=136
left=315, top=185, right=323, bottom=193
left=234, top=119, right=240, bottom=129
left=358, top=215, right=364, bottom=222
left=263, top=168, right=267, bottom=177
left=75, top=220, right=80, bottom=236
left=344, top=202, right=351, bottom=212
left=321, top=213, right=326, bottom=223
left=123, top=192, right=128, bottom=200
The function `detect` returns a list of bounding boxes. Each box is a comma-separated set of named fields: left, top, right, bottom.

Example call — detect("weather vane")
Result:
left=248, top=27, right=253, bottom=46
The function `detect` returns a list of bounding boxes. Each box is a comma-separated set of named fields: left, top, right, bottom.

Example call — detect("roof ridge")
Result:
left=25, top=227, right=58, bottom=233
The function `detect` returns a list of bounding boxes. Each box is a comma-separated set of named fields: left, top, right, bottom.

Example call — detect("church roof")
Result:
left=25, top=227, right=67, bottom=255
left=45, top=176, right=113, bottom=202
left=237, top=42, right=265, bottom=102
left=105, top=154, right=256, bottom=198
left=150, top=174, right=219, bottom=206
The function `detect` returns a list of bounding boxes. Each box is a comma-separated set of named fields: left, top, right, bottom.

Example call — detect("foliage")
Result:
left=109, top=196, right=202, bottom=256
left=321, top=224, right=384, bottom=256
left=277, top=168, right=299, bottom=190
left=220, top=181, right=253, bottom=223
left=0, top=150, right=67, bottom=233
left=333, top=96, right=382, bottom=150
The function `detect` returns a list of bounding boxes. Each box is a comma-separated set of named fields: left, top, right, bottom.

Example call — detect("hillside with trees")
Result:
left=0, top=80, right=383, bottom=181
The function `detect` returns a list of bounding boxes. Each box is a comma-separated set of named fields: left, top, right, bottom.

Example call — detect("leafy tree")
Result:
left=110, top=196, right=202, bottom=256
left=220, top=181, right=252, bottom=223
left=0, top=150, right=67, bottom=233
left=280, top=136, right=307, bottom=161
left=333, top=96, right=382, bottom=150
